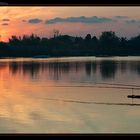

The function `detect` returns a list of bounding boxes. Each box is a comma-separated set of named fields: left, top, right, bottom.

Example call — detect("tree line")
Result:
left=0, top=31, right=140, bottom=57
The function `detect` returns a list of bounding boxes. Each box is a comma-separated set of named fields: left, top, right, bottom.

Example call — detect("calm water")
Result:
left=0, top=56, right=140, bottom=133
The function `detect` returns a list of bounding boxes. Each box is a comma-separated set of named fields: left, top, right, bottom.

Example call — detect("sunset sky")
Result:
left=0, top=6, right=140, bottom=42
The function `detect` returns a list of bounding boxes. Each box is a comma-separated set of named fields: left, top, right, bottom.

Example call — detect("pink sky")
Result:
left=0, top=6, right=140, bottom=42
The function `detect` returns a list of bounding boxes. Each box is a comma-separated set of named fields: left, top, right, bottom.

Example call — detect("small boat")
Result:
left=127, top=95, right=140, bottom=98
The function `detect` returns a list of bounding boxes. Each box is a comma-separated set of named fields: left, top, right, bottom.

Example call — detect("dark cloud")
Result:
left=2, top=19, right=10, bottom=21
left=125, top=19, right=140, bottom=24
left=114, top=16, right=128, bottom=19
left=45, top=16, right=116, bottom=24
left=2, top=23, right=9, bottom=26
left=28, top=18, right=43, bottom=24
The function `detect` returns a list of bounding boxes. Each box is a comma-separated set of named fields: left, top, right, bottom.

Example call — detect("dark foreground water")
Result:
left=0, top=56, right=140, bottom=133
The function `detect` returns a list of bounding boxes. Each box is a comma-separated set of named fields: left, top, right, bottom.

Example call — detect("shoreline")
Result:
left=0, top=55, right=140, bottom=59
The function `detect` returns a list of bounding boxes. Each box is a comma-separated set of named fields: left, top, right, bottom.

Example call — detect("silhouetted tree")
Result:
left=99, top=31, right=120, bottom=47
left=85, top=34, right=92, bottom=41
left=53, top=29, right=60, bottom=38
left=0, top=30, right=139, bottom=57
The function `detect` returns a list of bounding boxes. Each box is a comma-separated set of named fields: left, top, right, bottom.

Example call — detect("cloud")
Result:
left=28, top=18, right=43, bottom=24
left=2, top=19, right=10, bottom=21
left=125, top=19, right=140, bottom=24
left=114, top=16, right=128, bottom=19
left=45, top=16, right=116, bottom=24
left=2, top=23, right=9, bottom=26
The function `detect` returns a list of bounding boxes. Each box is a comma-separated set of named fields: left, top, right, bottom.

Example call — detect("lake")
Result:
left=0, top=56, right=140, bottom=133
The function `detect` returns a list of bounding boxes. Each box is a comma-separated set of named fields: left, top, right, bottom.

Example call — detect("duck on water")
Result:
left=128, top=95, right=140, bottom=98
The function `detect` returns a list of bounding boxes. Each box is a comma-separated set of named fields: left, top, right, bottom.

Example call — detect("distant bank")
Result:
left=0, top=31, right=140, bottom=58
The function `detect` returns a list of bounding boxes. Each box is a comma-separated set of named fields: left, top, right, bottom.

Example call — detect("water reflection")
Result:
left=99, top=61, right=117, bottom=79
left=0, top=57, right=140, bottom=133
left=129, top=61, right=140, bottom=75
left=6, top=58, right=140, bottom=82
